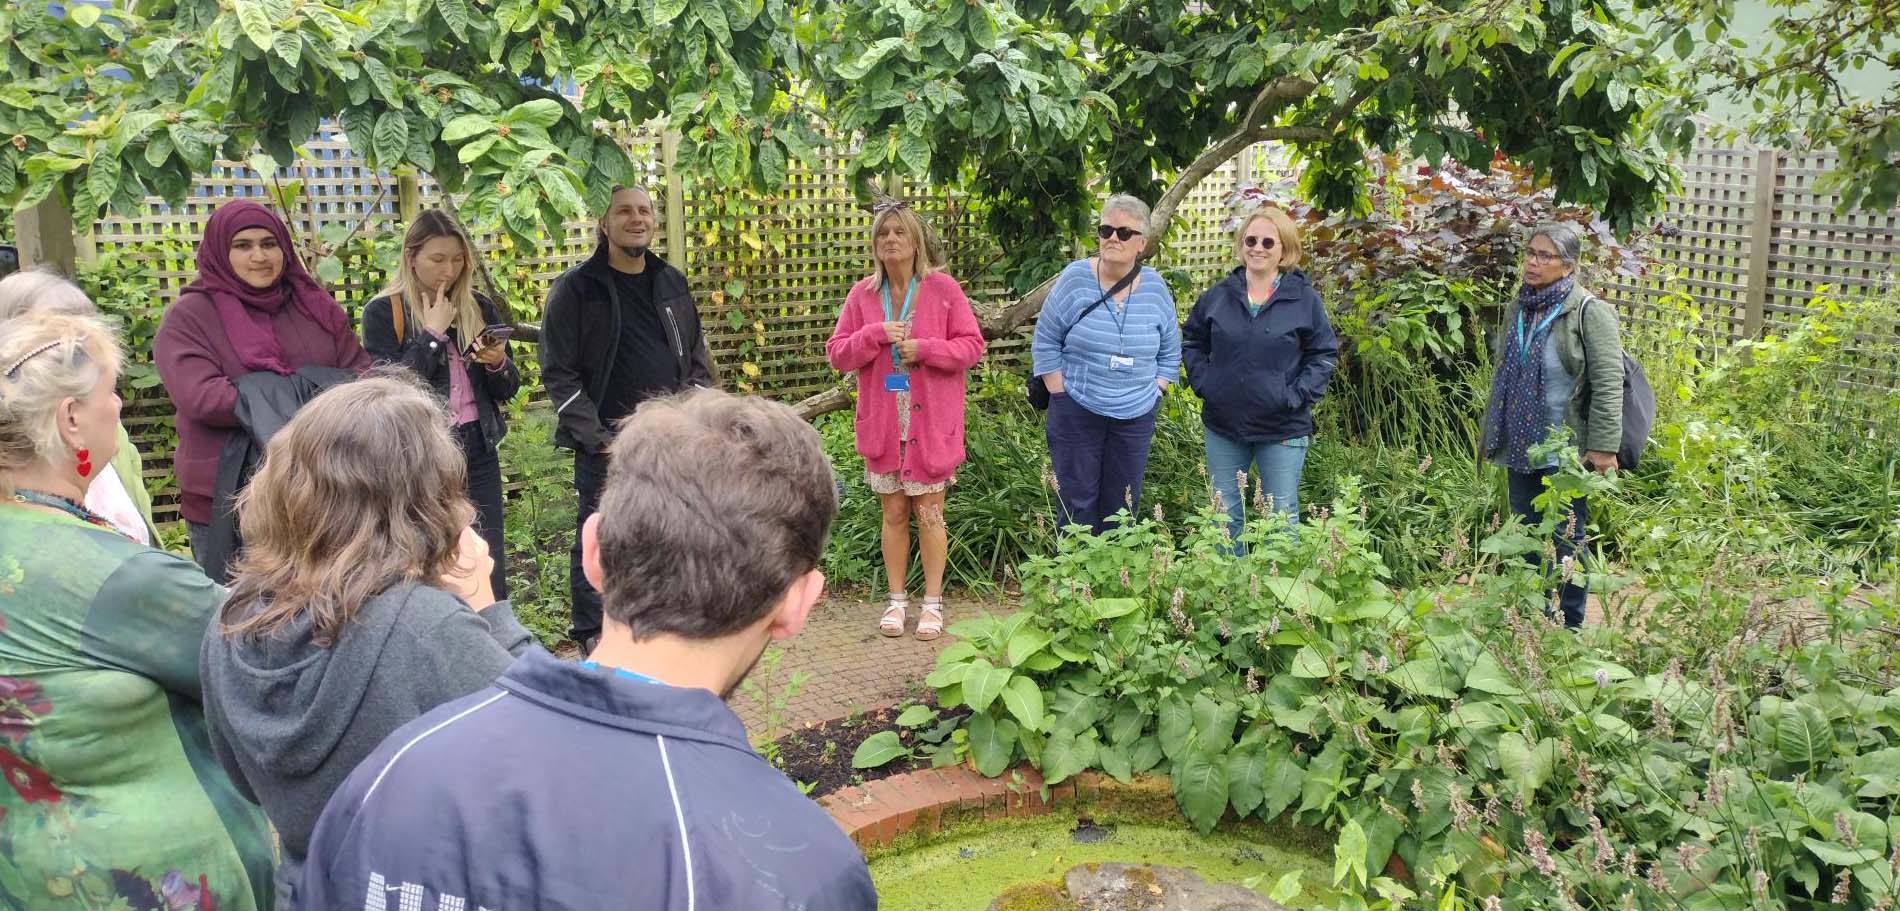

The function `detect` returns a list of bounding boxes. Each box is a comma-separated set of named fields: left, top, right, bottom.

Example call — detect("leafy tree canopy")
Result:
left=1, top=0, right=1710, bottom=289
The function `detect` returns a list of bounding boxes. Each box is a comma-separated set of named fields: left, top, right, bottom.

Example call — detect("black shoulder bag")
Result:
left=1026, top=263, right=1142, bottom=411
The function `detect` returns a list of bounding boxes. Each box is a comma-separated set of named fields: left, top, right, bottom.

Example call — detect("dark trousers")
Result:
left=458, top=423, right=507, bottom=600
left=570, top=449, right=609, bottom=642
left=187, top=520, right=212, bottom=569
left=1046, top=393, right=1159, bottom=535
left=1506, top=467, right=1589, bottom=628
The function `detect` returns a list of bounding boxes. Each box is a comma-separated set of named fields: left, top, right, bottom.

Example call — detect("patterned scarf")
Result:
left=1483, top=275, right=1575, bottom=471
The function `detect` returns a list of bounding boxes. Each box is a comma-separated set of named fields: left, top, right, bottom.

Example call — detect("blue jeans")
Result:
left=1506, top=467, right=1589, bottom=628
left=1204, top=429, right=1308, bottom=548
left=1046, top=393, right=1158, bottom=535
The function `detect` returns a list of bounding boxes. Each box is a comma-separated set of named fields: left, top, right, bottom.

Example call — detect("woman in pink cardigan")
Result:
left=825, top=203, right=984, bottom=640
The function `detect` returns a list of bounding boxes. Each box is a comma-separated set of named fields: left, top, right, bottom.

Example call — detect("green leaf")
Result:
left=1173, top=751, right=1228, bottom=833
left=1334, top=818, right=1369, bottom=888
left=457, top=135, right=499, bottom=164
left=1802, top=838, right=1880, bottom=867
left=362, top=57, right=399, bottom=105
left=1130, top=736, right=1163, bottom=773
left=1463, top=652, right=1522, bottom=696
left=537, top=169, right=586, bottom=219
left=1006, top=629, right=1052, bottom=668
left=965, top=712, right=1017, bottom=777
left=1093, top=597, right=1141, bottom=620
left=851, top=730, right=907, bottom=768
left=1386, top=658, right=1457, bottom=699
left=442, top=114, right=495, bottom=143
left=1227, top=745, right=1266, bottom=817
left=85, top=153, right=120, bottom=212
left=1190, top=693, right=1238, bottom=754
left=272, top=31, right=303, bottom=71
left=894, top=704, right=934, bottom=727
left=1776, top=701, right=1836, bottom=767
left=1290, top=646, right=1331, bottom=678
left=1260, top=746, right=1303, bottom=819
left=1497, top=732, right=1557, bottom=798
left=896, top=132, right=930, bottom=178
left=650, top=0, right=688, bottom=27
left=1040, top=729, right=1089, bottom=783
left=757, top=137, right=787, bottom=186
left=1269, top=872, right=1304, bottom=905
left=504, top=98, right=564, bottom=130
left=167, top=124, right=211, bottom=172
left=69, top=3, right=102, bottom=27
left=436, top=0, right=473, bottom=40
left=961, top=659, right=1012, bottom=714
left=1157, top=694, right=1193, bottom=758
left=999, top=676, right=1045, bottom=731
left=1108, top=702, right=1144, bottom=745
left=234, top=0, right=275, bottom=50
left=312, top=255, right=344, bottom=286
left=1264, top=577, right=1335, bottom=615
left=1098, top=741, right=1133, bottom=782
left=372, top=110, right=409, bottom=166
left=1447, top=701, right=1513, bottom=730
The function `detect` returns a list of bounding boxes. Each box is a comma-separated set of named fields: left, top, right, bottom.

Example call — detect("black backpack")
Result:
left=1582, top=298, right=1657, bottom=470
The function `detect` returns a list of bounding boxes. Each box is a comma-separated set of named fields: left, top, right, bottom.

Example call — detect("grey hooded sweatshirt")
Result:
left=199, top=582, right=534, bottom=908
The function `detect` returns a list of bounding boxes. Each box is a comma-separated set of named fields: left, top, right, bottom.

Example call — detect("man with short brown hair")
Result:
left=298, top=388, right=875, bottom=911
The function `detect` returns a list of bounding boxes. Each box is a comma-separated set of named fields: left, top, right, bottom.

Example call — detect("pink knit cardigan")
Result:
left=824, top=271, right=985, bottom=486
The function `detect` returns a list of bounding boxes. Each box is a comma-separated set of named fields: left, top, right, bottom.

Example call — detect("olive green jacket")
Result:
left=1491, top=283, right=1626, bottom=455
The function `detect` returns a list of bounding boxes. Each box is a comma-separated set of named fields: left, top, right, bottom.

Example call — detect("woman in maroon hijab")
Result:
left=156, top=201, right=370, bottom=562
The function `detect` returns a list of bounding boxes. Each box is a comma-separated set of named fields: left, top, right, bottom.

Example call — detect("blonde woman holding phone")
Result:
left=361, top=208, right=520, bottom=597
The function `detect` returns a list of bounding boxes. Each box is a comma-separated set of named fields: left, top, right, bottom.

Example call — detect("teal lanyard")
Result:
left=881, top=276, right=919, bottom=371
left=580, top=660, right=665, bottom=686
left=1516, top=307, right=1561, bottom=361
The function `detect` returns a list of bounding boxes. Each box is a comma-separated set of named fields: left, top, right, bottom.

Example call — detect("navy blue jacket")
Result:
left=1182, top=268, right=1339, bottom=443
left=298, top=648, right=878, bottom=911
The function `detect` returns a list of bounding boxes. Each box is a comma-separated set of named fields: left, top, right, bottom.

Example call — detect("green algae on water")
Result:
left=868, top=816, right=1331, bottom=911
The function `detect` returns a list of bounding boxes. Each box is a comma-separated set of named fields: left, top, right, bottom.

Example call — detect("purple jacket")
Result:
left=155, top=290, right=370, bottom=524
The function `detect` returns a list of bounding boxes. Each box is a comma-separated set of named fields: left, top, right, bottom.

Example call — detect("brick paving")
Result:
left=731, top=595, right=1013, bottom=740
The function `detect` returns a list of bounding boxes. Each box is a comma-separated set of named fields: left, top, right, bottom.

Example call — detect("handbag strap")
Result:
left=391, top=291, right=406, bottom=341
left=1061, top=259, right=1142, bottom=347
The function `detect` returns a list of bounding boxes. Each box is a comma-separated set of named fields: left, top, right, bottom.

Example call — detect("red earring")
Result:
left=75, top=448, right=92, bottom=478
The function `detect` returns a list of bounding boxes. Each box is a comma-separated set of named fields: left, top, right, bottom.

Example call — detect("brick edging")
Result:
left=819, top=766, right=1113, bottom=850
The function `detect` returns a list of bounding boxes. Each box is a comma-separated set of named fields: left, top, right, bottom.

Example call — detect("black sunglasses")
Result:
left=1097, top=224, right=1143, bottom=241
left=1242, top=235, right=1277, bottom=250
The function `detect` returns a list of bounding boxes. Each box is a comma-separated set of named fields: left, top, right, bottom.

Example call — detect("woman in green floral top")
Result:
left=0, top=310, right=273, bottom=910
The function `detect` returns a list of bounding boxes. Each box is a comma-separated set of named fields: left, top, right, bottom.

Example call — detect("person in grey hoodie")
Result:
left=199, top=373, right=533, bottom=910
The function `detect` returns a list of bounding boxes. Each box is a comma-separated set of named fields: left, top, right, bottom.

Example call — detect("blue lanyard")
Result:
left=881, top=276, right=919, bottom=371
left=580, top=660, right=665, bottom=686
left=1101, top=284, right=1135, bottom=355
left=1516, top=306, right=1561, bottom=361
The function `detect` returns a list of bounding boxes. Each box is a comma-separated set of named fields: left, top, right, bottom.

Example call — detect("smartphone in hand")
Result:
left=468, top=323, right=515, bottom=353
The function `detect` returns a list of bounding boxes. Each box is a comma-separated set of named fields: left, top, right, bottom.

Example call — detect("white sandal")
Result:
left=915, top=603, right=944, bottom=641
left=879, top=600, right=908, bottom=637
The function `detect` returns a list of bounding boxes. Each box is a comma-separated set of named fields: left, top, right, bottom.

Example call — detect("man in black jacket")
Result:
left=540, top=185, right=715, bottom=654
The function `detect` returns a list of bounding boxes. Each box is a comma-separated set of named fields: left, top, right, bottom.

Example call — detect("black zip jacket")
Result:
left=360, top=292, right=521, bottom=451
left=1182, top=267, right=1339, bottom=443
left=538, top=243, right=715, bottom=453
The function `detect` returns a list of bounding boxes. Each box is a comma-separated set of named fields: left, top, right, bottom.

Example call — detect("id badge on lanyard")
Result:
left=882, top=276, right=919, bottom=391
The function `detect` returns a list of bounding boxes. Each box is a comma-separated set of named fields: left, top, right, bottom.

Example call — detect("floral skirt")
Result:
left=865, top=390, right=952, bottom=496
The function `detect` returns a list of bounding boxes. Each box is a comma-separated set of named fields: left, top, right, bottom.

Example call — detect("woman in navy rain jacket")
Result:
left=1182, top=206, right=1338, bottom=548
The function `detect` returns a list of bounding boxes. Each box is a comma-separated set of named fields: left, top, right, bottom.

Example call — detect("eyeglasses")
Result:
left=1242, top=235, right=1277, bottom=250
left=1097, top=224, right=1143, bottom=241
left=1524, top=250, right=1566, bottom=264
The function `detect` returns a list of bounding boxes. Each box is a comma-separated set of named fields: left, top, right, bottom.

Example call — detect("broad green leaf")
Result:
left=1098, top=741, right=1133, bottom=782
left=1386, top=658, right=1457, bottom=699
left=894, top=704, right=934, bottom=727
left=1587, top=712, right=1640, bottom=745
left=436, top=0, right=473, bottom=39
left=757, top=137, right=787, bottom=186
left=362, top=57, right=399, bottom=105
left=851, top=730, right=907, bottom=768
left=456, top=134, right=499, bottom=164
left=1040, top=729, right=1090, bottom=783
left=961, top=659, right=1012, bottom=713
left=1463, top=652, right=1522, bottom=696
left=537, top=170, right=586, bottom=219
left=1264, top=577, right=1336, bottom=615
left=1802, top=837, right=1880, bottom=867
left=1334, top=818, right=1369, bottom=887
left=1190, top=693, right=1239, bottom=754
left=1269, top=872, right=1304, bottom=905
left=234, top=0, right=274, bottom=50
left=1157, top=694, right=1193, bottom=758
left=1446, top=701, right=1512, bottom=731
left=1108, top=702, right=1144, bottom=745
left=897, top=132, right=930, bottom=177
left=372, top=110, right=409, bottom=166
left=272, top=31, right=302, bottom=71
left=69, top=4, right=102, bottom=27
left=505, top=98, right=564, bottom=130
left=965, top=712, right=1017, bottom=777
left=1173, top=751, right=1228, bottom=833
left=999, top=676, right=1045, bottom=731
left=650, top=0, right=688, bottom=27
left=934, top=640, right=979, bottom=665
left=1130, top=736, right=1163, bottom=773
left=1005, top=628, right=1052, bottom=668
left=1260, top=746, right=1304, bottom=819
left=1227, top=745, right=1266, bottom=816
left=1497, top=732, right=1557, bottom=798
left=85, top=154, right=119, bottom=211
left=1290, top=646, right=1331, bottom=679
left=1776, top=701, right=1836, bottom=767
left=1093, top=597, right=1141, bottom=620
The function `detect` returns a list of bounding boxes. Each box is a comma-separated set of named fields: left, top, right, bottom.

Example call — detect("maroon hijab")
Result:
left=182, top=200, right=352, bottom=375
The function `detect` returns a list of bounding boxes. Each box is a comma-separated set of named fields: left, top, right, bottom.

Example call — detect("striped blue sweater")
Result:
left=1032, top=259, right=1181, bottom=419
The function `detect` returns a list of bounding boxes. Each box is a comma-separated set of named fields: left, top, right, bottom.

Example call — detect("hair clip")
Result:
left=3, top=340, right=64, bottom=379
left=871, top=200, right=910, bottom=214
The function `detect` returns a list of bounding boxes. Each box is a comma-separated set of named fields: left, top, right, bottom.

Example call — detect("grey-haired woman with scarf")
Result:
left=1481, top=222, right=1624, bottom=628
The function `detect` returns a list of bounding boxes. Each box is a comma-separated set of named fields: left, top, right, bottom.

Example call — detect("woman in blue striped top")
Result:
left=1031, top=194, right=1182, bottom=534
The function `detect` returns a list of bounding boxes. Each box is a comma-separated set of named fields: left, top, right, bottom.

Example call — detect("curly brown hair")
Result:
left=220, top=371, right=475, bottom=645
